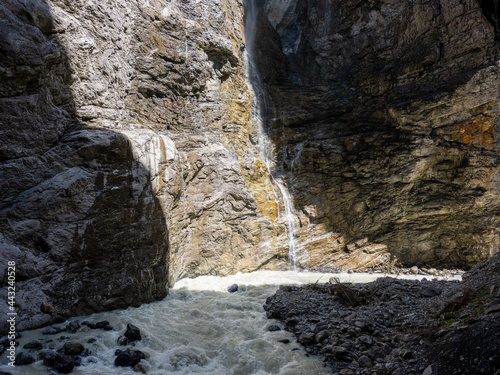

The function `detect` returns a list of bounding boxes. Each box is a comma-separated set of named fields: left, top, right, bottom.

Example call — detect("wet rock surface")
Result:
left=7, top=320, right=147, bottom=373
left=264, top=254, right=500, bottom=374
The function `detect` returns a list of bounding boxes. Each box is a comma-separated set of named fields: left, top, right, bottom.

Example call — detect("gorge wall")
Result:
left=254, top=0, right=500, bottom=267
left=0, top=0, right=499, bottom=331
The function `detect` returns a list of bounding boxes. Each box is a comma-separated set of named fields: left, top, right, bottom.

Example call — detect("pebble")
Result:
left=227, top=284, right=238, bottom=293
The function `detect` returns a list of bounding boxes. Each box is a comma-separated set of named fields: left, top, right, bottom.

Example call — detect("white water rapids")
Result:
left=0, top=271, right=460, bottom=375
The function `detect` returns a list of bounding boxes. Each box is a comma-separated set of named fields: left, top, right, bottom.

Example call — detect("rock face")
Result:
left=1, top=0, right=499, bottom=332
left=0, top=0, right=289, bottom=332
left=252, top=0, right=500, bottom=267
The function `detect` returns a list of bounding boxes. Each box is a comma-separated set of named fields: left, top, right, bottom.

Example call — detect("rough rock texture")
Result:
left=0, top=0, right=294, bottom=332
left=2, top=0, right=500, bottom=332
left=253, top=0, right=500, bottom=267
left=264, top=252, right=500, bottom=374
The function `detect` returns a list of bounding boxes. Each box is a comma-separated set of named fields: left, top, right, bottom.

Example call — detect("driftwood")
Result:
left=317, top=276, right=398, bottom=307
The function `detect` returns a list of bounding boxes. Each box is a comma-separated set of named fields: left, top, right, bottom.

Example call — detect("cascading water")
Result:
left=244, top=0, right=300, bottom=270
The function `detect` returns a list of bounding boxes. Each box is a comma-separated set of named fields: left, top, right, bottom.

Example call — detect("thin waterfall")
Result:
left=244, top=0, right=300, bottom=270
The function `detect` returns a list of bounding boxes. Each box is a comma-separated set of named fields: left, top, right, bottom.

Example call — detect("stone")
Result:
left=23, top=340, right=43, bottom=350
left=421, top=287, right=443, bottom=298
left=422, top=365, right=433, bottom=375
left=358, top=355, right=373, bottom=368
left=39, top=351, right=76, bottom=374
left=65, top=321, right=81, bottom=333
left=133, top=363, right=148, bottom=374
left=315, top=330, right=329, bottom=343
left=15, top=352, right=35, bottom=365
left=103, top=325, right=113, bottom=331
left=42, top=326, right=62, bottom=335
left=95, top=321, right=110, bottom=329
left=227, top=284, right=239, bottom=293
left=358, top=335, right=373, bottom=345
left=115, top=349, right=146, bottom=367
left=124, top=324, right=142, bottom=341
left=63, top=341, right=85, bottom=355
left=117, top=336, right=130, bottom=346
left=268, top=325, right=281, bottom=332
left=278, top=339, right=290, bottom=344
left=485, top=304, right=500, bottom=314
left=298, top=332, right=316, bottom=345
left=41, top=302, right=56, bottom=315
left=52, top=356, right=76, bottom=374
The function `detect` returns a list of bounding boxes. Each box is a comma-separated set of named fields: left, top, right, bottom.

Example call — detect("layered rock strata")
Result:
left=0, top=0, right=281, bottom=331
left=254, top=0, right=500, bottom=267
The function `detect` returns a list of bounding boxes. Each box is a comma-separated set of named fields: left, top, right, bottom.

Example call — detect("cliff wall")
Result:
left=1, top=0, right=499, bottom=331
left=255, top=0, right=500, bottom=267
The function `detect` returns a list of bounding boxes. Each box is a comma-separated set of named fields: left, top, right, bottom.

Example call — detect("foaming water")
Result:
left=0, top=271, right=460, bottom=375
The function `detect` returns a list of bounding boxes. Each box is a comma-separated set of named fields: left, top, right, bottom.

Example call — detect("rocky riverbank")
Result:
left=264, top=253, right=500, bottom=375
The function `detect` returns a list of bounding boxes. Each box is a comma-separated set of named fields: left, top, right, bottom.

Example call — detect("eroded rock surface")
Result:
left=0, top=0, right=288, bottom=332
left=254, top=0, right=500, bottom=267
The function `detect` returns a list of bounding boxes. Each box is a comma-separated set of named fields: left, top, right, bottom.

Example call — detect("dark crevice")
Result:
left=478, top=0, right=500, bottom=40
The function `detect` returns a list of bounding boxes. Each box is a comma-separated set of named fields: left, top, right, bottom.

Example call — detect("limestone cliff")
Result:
left=0, top=0, right=287, bottom=331
left=254, top=0, right=500, bottom=268
left=1, top=0, right=499, bottom=332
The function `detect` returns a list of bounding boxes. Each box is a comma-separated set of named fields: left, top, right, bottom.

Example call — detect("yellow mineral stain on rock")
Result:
left=451, top=115, right=495, bottom=147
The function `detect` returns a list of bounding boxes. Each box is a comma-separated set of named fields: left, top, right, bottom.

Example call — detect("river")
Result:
left=0, top=271, right=460, bottom=374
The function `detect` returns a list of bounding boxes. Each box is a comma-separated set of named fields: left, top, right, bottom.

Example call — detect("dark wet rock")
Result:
left=0, top=371, right=12, bottom=375
left=133, top=362, right=148, bottom=374
left=95, top=321, right=110, bottom=329
left=23, top=340, right=43, bottom=350
left=104, top=325, right=114, bottom=331
left=268, top=325, right=281, bottom=332
left=53, top=356, right=76, bottom=373
left=43, top=326, right=62, bottom=335
left=227, top=284, right=238, bottom=293
left=278, top=339, right=290, bottom=344
left=78, top=325, right=90, bottom=333
left=284, top=316, right=300, bottom=327
left=63, top=342, right=85, bottom=355
left=39, top=350, right=77, bottom=373
left=65, top=321, right=81, bottom=333
left=115, top=349, right=146, bottom=367
left=15, top=352, right=35, bottom=365
left=124, top=324, right=142, bottom=341
left=87, top=338, right=96, bottom=344
left=117, top=335, right=130, bottom=346
left=298, top=332, right=315, bottom=345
